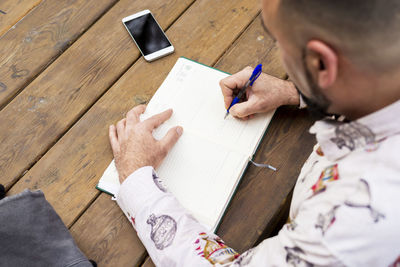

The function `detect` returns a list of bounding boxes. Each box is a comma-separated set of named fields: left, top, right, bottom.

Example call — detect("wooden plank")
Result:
left=217, top=107, right=315, bottom=252
left=255, top=189, right=293, bottom=242
left=70, top=194, right=147, bottom=266
left=0, top=0, right=195, bottom=189
left=215, top=16, right=284, bottom=77
left=0, top=0, right=118, bottom=109
left=0, top=0, right=42, bottom=37
left=213, top=16, right=316, bottom=253
left=141, top=257, right=155, bottom=267
left=10, top=0, right=261, bottom=264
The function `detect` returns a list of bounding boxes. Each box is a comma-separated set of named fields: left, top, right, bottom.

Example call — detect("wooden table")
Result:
left=0, top=1, right=315, bottom=266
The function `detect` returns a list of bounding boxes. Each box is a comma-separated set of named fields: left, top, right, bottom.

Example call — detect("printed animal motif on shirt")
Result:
left=194, top=232, right=239, bottom=264
left=232, top=248, right=254, bottom=266
left=147, top=214, right=177, bottom=250
left=152, top=170, right=167, bottom=192
left=344, top=179, right=385, bottom=223
left=315, top=205, right=340, bottom=235
left=330, top=122, right=375, bottom=151
left=285, top=246, right=313, bottom=267
left=314, top=179, right=384, bottom=236
left=311, top=164, right=339, bottom=195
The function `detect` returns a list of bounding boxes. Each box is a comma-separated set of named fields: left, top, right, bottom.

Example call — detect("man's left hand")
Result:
left=109, top=105, right=183, bottom=183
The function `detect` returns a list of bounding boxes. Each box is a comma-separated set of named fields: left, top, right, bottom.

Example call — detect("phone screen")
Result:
left=124, top=13, right=171, bottom=56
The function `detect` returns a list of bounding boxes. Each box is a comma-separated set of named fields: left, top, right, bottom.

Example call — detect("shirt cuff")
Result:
left=116, top=166, right=167, bottom=228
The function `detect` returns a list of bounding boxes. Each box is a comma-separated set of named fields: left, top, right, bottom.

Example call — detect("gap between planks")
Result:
left=0, top=0, right=121, bottom=112
left=63, top=0, right=196, bottom=222
left=64, top=0, right=198, bottom=232
left=212, top=10, right=262, bottom=68
left=0, top=0, right=42, bottom=37
left=3, top=0, right=197, bottom=192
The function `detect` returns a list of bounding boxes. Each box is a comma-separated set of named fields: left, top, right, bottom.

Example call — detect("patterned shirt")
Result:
left=116, top=100, right=400, bottom=266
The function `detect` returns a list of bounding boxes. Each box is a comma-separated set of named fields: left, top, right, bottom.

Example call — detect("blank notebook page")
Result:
left=98, top=57, right=275, bottom=231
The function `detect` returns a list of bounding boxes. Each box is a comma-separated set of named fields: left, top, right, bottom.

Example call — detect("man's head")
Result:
left=261, top=0, right=400, bottom=120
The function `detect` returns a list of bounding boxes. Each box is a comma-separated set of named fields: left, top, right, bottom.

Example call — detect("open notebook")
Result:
left=97, top=57, right=275, bottom=231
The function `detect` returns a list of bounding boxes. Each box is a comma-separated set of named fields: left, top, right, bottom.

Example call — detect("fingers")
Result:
left=220, top=67, right=253, bottom=109
left=160, top=126, right=183, bottom=152
left=116, top=118, right=126, bottom=139
left=229, top=99, right=257, bottom=118
left=109, top=125, right=120, bottom=154
left=222, top=67, right=253, bottom=90
left=126, top=104, right=146, bottom=127
left=220, top=80, right=234, bottom=109
left=145, top=109, right=173, bottom=130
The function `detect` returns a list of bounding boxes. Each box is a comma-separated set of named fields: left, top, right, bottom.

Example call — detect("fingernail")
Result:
left=176, top=126, right=183, bottom=136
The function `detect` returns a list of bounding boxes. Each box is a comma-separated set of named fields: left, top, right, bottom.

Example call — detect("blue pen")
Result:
left=224, top=64, right=262, bottom=119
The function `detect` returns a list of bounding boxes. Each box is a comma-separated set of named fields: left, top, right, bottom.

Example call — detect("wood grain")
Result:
left=217, top=106, right=315, bottom=252
left=141, top=257, right=155, bottom=267
left=0, top=0, right=118, bottom=109
left=0, top=0, right=42, bottom=37
left=10, top=0, right=261, bottom=265
left=215, top=15, right=284, bottom=78
left=70, top=194, right=147, bottom=266
left=1, top=0, right=194, bottom=189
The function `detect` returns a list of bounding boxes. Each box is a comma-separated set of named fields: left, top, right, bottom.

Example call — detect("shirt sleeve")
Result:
left=116, top=166, right=344, bottom=266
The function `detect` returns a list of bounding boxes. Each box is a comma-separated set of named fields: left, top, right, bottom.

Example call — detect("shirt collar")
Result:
left=310, top=100, right=400, bottom=161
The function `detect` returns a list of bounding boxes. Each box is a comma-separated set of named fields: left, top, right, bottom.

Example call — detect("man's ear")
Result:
left=305, top=40, right=338, bottom=89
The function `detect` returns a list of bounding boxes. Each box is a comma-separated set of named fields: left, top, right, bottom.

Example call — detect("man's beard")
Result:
left=296, top=85, right=332, bottom=120
left=296, top=51, right=340, bottom=120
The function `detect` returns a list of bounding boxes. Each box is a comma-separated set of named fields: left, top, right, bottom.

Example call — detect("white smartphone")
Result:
left=122, top=10, right=174, bottom=62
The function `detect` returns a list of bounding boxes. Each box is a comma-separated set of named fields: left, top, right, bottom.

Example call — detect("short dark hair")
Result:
left=278, top=0, right=400, bottom=70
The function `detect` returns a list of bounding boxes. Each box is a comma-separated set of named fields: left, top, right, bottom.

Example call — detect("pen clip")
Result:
left=249, top=64, right=262, bottom=86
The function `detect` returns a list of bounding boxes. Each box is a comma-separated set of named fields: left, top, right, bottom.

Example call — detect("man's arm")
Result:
left=116, top=165, right=343, bottom=266
left=116, top=166, right=231, bottom=265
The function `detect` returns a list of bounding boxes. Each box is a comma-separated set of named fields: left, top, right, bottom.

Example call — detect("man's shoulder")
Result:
left=296, top=168, right=399, bottom=266
left=312, top=134, right=400, bottom=266
left=289, top=134, right=400, bottom=266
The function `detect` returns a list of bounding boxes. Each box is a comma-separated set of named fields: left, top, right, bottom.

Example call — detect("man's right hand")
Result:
left=220, top=67, right=300, bottom=119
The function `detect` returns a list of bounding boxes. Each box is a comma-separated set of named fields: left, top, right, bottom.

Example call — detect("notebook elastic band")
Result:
left=250, top=159, right=277, bottom=171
